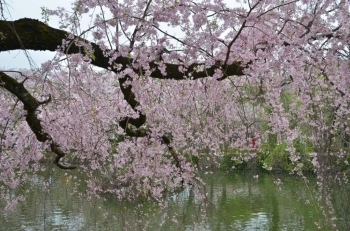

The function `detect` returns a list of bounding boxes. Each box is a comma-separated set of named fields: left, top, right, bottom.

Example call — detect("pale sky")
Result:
left=0, top=0, right=72, bottom=69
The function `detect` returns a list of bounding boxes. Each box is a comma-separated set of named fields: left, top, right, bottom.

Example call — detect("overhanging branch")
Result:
left=0, top=18, right=247, bottom=130
left=0, top=71, right=76, bottom=169
left=0, top=18, right=246, bottom=80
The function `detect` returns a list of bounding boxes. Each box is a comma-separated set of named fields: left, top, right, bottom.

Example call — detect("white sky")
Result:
left=0, top=0, right=72, bottom=69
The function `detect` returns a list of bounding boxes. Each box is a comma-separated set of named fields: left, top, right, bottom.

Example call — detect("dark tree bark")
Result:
left=0, top=18, right=245, bottom=80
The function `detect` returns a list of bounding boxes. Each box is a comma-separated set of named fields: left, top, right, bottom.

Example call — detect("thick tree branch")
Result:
left=0, top=18, right=245, bottom=80
left=0, top=71, right=76, bottom=169
left=118, top=75, right=146, bottom=128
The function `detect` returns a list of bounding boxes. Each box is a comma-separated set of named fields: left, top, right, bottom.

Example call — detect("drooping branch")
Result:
left=161, top=133, right=182, bottom=171
left=0, top=71, right=76, bottom=169
left=118, top=75, right=146, bottom=129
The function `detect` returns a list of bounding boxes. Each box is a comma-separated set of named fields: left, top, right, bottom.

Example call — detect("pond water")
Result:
left=1, top=171, right=345, bottom=230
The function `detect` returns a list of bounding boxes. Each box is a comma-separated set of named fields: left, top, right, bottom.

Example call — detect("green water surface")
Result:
left=1, top=171, right=344, bottom=230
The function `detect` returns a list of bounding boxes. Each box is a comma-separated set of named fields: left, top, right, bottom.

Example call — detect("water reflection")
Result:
left=1, top=171, right=336, bottom=230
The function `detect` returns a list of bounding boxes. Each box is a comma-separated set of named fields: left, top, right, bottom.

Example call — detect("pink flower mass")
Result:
left=0, top=0, right=349, bottom=225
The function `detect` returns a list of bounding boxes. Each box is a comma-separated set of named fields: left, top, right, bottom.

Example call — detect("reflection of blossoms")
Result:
left=310, top=153, right=319, bottom=169
left=4, top=195, right=24, bottom=215
left=274, top=178, right=282, bottom=186
left=274, top=178, right=283, bottom=191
